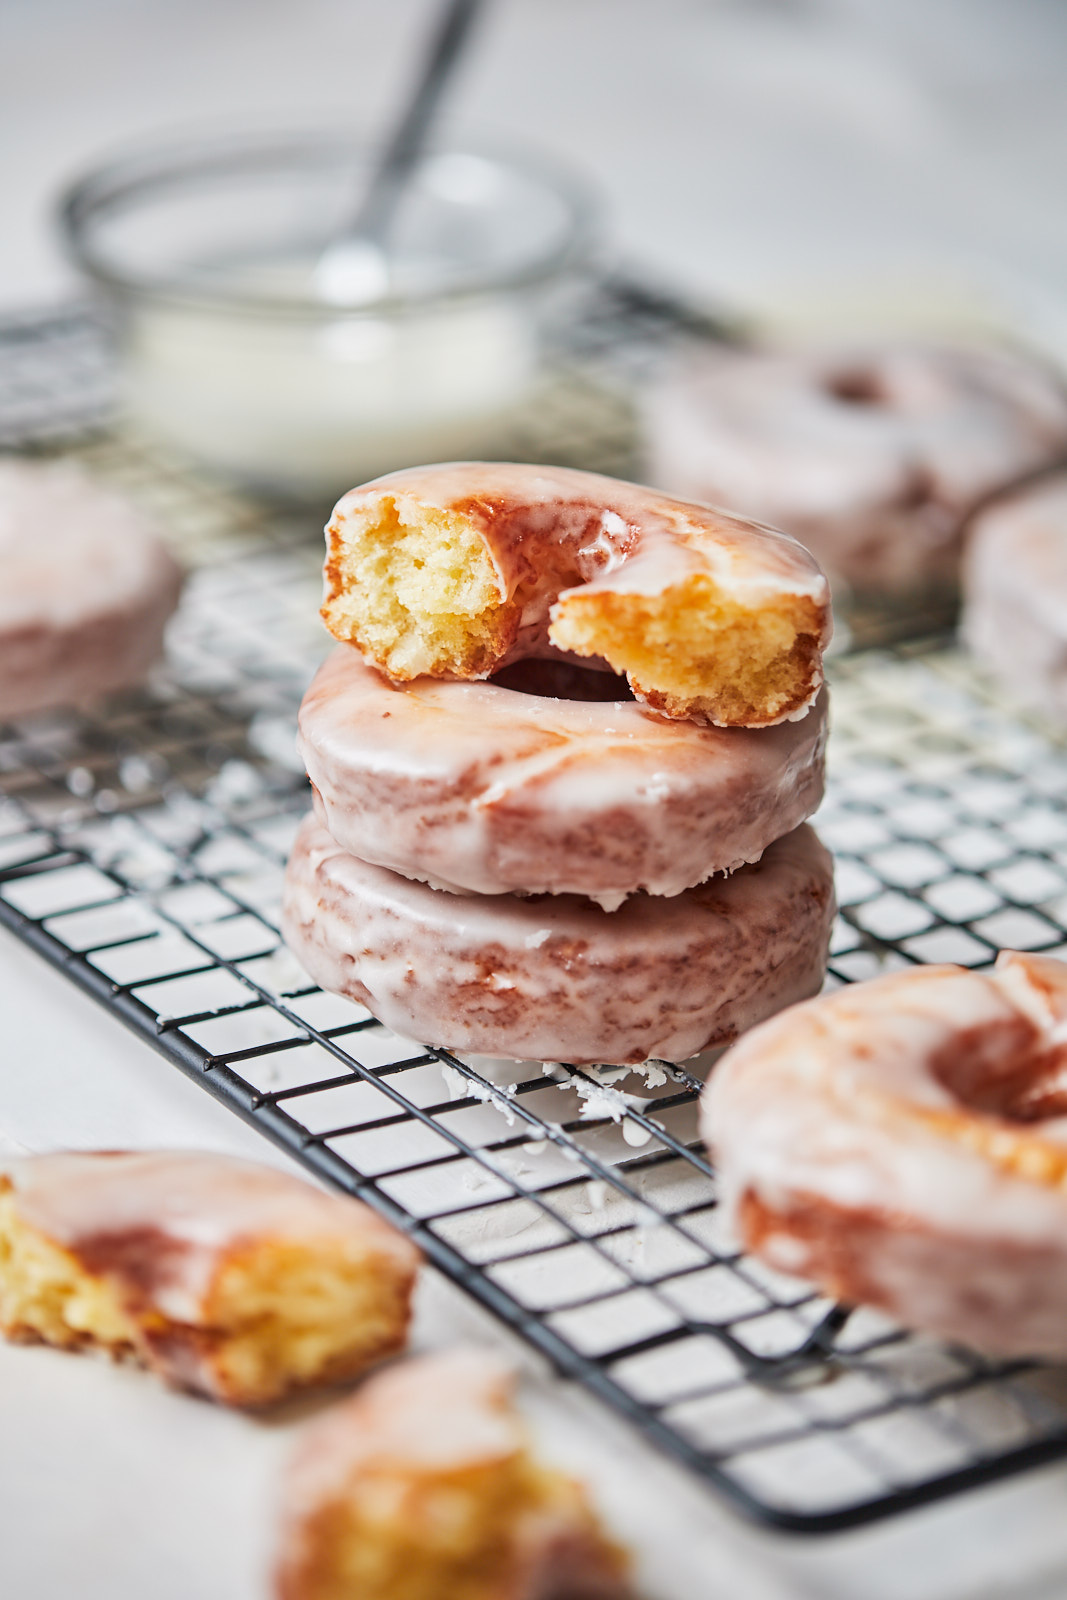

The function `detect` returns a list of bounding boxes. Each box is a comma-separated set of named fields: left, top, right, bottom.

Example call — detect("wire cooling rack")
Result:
left=4, top=296, right=1067, bottom=1535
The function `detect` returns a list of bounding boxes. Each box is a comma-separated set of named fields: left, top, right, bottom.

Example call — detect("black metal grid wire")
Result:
left=4, top=300, right=1067, bottom=1534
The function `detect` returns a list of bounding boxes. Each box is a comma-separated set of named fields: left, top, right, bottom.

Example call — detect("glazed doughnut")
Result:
left=320, top=462, right=831, bottom=728
left=275, top=1348, right=632, bottom=1600
left=643, top=343, right=1067, bottom=596
left=0, top=1150, right=419, bottom=1405
left=962, top=470, right=1067, bottom=720
left=0, top=459, right=183, bottom=718
left=299, top=645, right=828, bottom=909
left=282, top=814, right=835, bottom=1066
left=702, top=952, right=1067, bottom=1358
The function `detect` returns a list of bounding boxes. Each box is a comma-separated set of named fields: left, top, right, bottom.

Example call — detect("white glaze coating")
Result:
left=0, top=460, right=184, bottom=716
left=644, top=344, right=1067, bottom=594
left=324, top=461, right=832, bottom=727
left=3, top=1149, right=418, bottom=1324
left=298, top=646, right=828, bottom=908
left=282, top=815, right=835, bottom=1065
left=702, top=953, right=1067, bottom=1356
left=962, top=472, right=1067, bottom=720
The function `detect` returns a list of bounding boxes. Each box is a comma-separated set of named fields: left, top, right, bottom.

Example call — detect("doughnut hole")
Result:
left=926, top=1020, right=1067, bottom=1185
left=322, top=494, right=512, bottom=679
left=823, top=368, right=888, bottom=406
left=489, top=658, right=633, bottom=701
left=930, top=1018, right=1065, bottom=1119
left=551, top=580, right=824, bottom=726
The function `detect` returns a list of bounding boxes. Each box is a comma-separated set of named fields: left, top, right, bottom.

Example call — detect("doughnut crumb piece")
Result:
left=276, top=1349, right=633, bottom=1600
left=551, top=578, right=825, bottom=726
left=321, top=493, right=510, bottom=679
left=0, top=1152, right=420, bottom=1406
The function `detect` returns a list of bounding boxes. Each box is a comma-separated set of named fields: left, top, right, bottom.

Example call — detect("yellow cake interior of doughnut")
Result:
left=0, top=1189, right=138, bottom=1352
left=551, top=579, right=823, bottom=726
left=296, top=1451, right=624, bottom=1600
left=204, top=1236, right=415, bottom=1404
left=322, top=496, right=510, bottom=679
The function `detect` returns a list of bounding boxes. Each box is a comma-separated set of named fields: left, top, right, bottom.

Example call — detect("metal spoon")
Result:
left=315, top=0, right=486, bottom=306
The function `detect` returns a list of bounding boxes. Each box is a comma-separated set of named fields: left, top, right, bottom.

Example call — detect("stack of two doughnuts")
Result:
left=282, top=465, right=837, bottom=1066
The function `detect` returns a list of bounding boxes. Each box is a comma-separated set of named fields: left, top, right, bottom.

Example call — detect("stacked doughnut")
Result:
left=283, top=464, right=837, bottom=1066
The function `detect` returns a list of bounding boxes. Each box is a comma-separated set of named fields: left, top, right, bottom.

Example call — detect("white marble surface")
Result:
left=5, top=1, right=1067, bottom=1595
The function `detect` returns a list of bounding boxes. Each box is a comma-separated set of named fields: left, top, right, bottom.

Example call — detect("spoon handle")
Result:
left=354, top=0, right=487, bottom=243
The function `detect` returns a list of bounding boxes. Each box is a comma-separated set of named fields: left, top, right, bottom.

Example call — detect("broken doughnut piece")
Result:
left=0, top=1150, right=420, bottom=1406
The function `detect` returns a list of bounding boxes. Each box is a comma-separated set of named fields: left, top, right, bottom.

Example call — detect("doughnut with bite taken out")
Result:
left=320, top=462, right=831, bottom=729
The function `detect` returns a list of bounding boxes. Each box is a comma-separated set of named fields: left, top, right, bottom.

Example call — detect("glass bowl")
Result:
left=60, top=129, right=598, bottom=499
